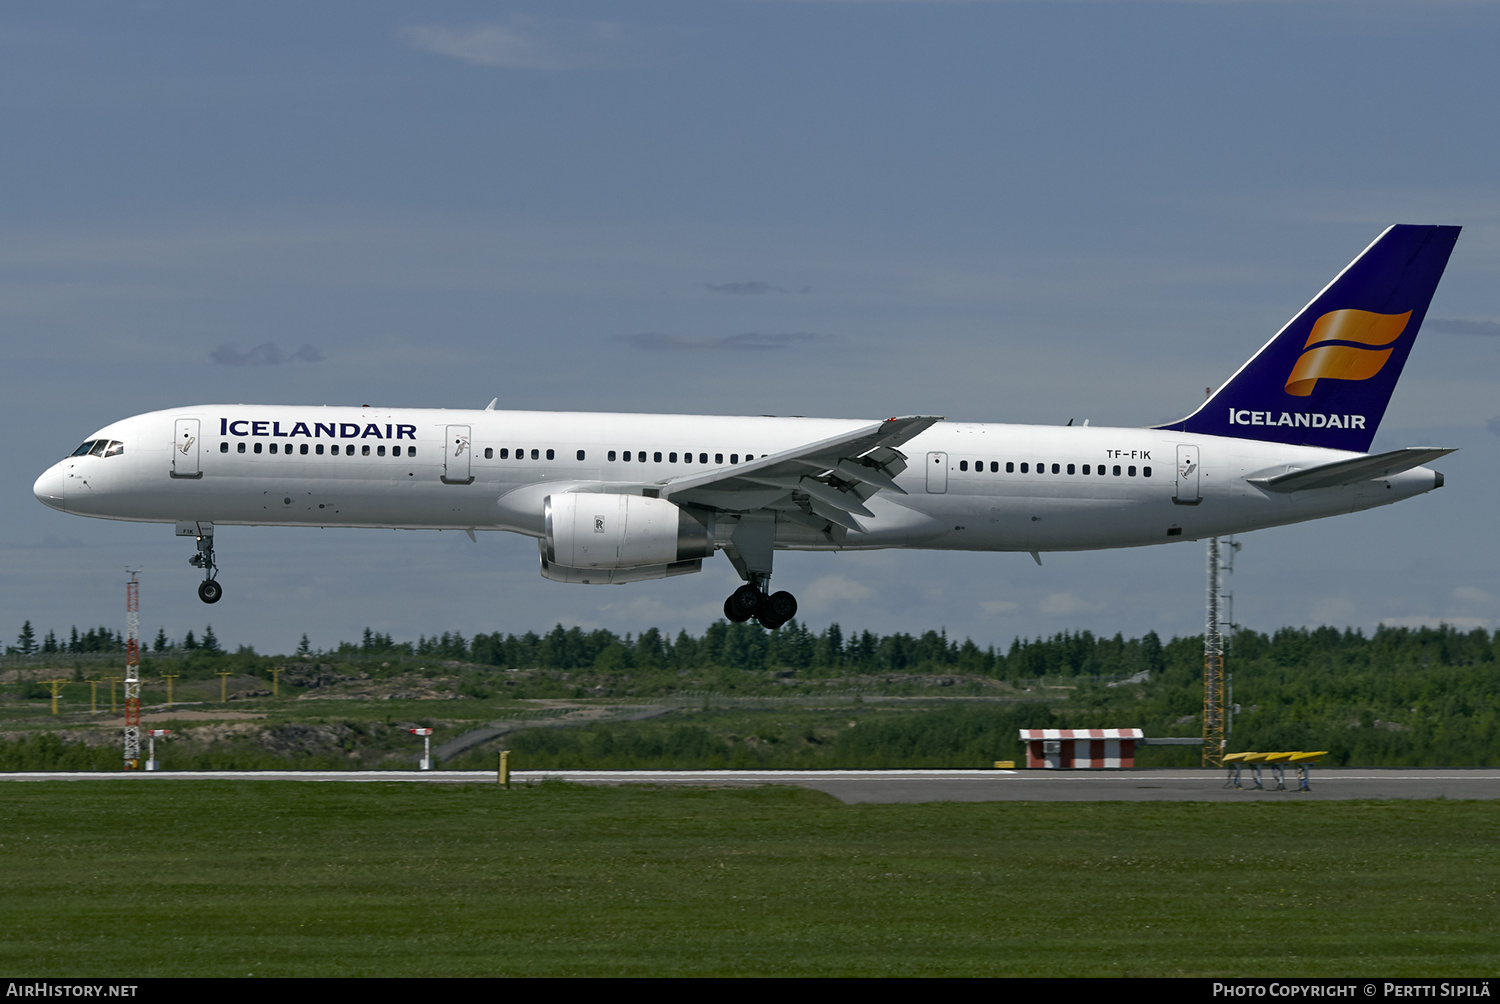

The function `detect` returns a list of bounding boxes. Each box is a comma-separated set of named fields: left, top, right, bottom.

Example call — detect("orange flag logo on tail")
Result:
left=1284, top=309, right=1411, bottom=397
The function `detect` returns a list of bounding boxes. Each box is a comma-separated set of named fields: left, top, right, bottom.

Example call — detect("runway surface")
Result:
left=3, top=767, right=1498, bottom=803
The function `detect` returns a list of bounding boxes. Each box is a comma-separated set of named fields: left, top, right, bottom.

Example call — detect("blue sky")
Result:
left=5, top=1, right=1499, bottom=655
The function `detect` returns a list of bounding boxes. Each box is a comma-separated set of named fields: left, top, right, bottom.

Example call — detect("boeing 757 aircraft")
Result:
left=34, top=225, right=1459, bottom=629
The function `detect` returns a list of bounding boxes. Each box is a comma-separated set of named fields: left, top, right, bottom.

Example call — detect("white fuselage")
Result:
left=33, top=405, right=1441, bottom=557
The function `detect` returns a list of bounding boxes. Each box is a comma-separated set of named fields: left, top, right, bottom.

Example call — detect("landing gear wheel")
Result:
left=725, top=584, right=762, bottom=623
left=198, top=579, right=223, bottom=605
left=755, top=591, right=798, bottom=630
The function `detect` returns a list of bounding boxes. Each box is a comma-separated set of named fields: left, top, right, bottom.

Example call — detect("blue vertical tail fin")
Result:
left=1155, top=225, right=1460, bottom=453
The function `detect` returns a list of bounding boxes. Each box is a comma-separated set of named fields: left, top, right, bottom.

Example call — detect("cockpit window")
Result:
left=69, top=439, right=124, bottom=458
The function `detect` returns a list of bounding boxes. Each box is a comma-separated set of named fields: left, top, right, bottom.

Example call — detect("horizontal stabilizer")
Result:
left=1246, top=447, right=1454, bottom=493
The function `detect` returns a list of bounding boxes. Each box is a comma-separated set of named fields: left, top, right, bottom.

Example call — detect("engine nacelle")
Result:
left=539, top=549, right=703, bottom=584
left=542, top=493, right=714, bottom=583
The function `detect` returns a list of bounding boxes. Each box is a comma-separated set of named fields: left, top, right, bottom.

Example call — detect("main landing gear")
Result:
left=723, top=578, right=798, bottom=631
left=188, top=533, right=222, bottom=604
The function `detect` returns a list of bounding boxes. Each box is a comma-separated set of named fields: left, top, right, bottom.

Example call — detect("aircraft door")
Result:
left=171, top=418, right=201, bottom=479
left=442, top=425, right=475, bottom=485
left=1174, top=444, right=1201, bottom=505
left=926, top=452, right=948, bottom=494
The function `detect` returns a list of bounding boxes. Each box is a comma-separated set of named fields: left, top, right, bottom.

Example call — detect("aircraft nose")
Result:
left=33, top=464, right=65, bottom=511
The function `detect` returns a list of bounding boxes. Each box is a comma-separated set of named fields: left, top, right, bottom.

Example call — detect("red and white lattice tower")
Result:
left=123, top=569, right=142, bottom=769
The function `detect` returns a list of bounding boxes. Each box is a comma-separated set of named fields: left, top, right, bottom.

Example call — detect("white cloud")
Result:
left=1038, top=592, right=1093, bottom=615
left=801, top=574, right=876, bottom=609
left=400, top=17, right=639, bottom=71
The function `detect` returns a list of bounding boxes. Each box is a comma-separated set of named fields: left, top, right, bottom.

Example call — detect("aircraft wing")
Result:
left=660, top=415, right=942, bottom=532
left=1246, top=447, right=1455, bottom=493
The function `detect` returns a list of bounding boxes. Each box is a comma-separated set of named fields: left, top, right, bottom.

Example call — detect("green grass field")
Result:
left=2, top=782, right=1496, bottom=977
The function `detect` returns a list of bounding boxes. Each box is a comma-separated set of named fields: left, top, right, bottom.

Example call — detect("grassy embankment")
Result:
left=3, top=782, right=1497, bottom=977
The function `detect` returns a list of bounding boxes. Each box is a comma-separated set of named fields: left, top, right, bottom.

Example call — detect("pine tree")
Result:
left=296, top=633, right=311, bottom=657
left=183, top=630, right=197, bottom=651
left=201, top=625, right=220, bottom=653
left=16, top=621, right=35, bottom=656
left=42, top=630, right=57, bottom=654
left=153, top=627, right=168, bottom=652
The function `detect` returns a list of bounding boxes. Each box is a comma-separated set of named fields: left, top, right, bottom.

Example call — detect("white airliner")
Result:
left=33, top=225, right=1459, bottom=629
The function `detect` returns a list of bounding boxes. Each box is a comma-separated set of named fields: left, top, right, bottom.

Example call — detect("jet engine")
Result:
left=540, top=493, right=714, bottom=584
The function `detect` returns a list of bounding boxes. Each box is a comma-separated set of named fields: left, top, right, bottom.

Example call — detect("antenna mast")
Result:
left=124, top=569, right=142, bottom=769
left=1202, top=538, right=1239, bottom=766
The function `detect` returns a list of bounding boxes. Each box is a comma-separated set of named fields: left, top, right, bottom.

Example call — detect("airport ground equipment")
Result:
left=43, top=679, right=67, bottom=716
left=411, top=728, right=434, bottom=770
left=1224, top=751, right=1326, bottom=791
left=1020, top=728, right=1143, bottom=768
left=145, top=730, right=170, bottom=771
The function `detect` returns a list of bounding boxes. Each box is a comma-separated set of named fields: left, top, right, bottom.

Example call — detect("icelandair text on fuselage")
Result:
left=1228, top=409, right=1367, bottom=430
left=219, top=419, right=417, bottom=441
left=1212, top=985, right=1490, bottom=998
left=7, top=986, right=137, bottom=997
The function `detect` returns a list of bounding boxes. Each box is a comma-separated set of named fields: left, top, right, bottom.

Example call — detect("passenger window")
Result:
left=577, top=450, right=585, bottom=461
left=270, top=443, right=278, bottom=455
left=608, top=450, right=616, bottom=462
left=1143, top=466, right=1152, bottom=477
left=1051, top=463, right=1060, bottom=474
left=499, top=448, right=508, bottom=459
left=1019, top=462, right=1028, bottom=473
left=300, top=444, right=309, bottom=455
left=378, top=445, right=386, bottom=457
left=654, top=451, right=662, bottom=463
left=254, top=443, right=263, bottom=454
left=484, top=447, right=493, bottom=459
left=1128, top=466, right=1136, bottom=477
left=1006, top=462, right=1014, bottom=473
left=409, top=447, right=416, bottom=458
left=546, top=449, right=555, bottom=460
left=1113, top=465, right=1121, bottom=476
left=238, top=443, right=246, bottom=454
left=959, top=460, right=968, bottom=471
left=716, top=453, right=724, bottom=464
left=990, top=462, right=998, bottom=473
left=1067, top=463, right=1075, bottom=475
left=315, top=444, right=324, bottom=455
left=700, top=453, right=708, bottom=464
left=362, top=445, right=371, bottom=456
left=347, top=445, right=356, bottom=455
left=730, top=454, right=739, bottom=464
left=531, top=449, right=540, bottom=460
left=669, top=452, right=678, bottom=463
left=1082, top=464, right=1090, bottom=475
left=392, top=446, right=401, bottom=457
left=220, top=442, right=229, bottom=453
left=1098, top=466, right=1106, bottom=476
